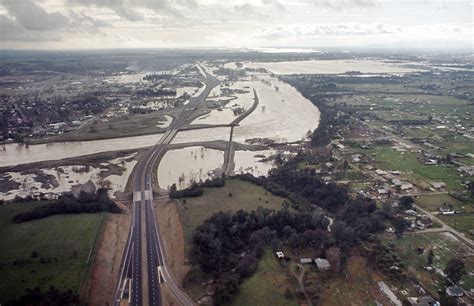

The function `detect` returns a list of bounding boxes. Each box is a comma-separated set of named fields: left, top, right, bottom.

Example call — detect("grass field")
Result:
left=317, top=257, right=391, bottom=306
left=415, top=194, right=468, bottom=212
left=366, top=145, right=463, bottom=190
left=229, top=249, right=299, bottom=306
left=36, top=112, right=171, bottom=143
left=179, top=178, right=289, bottom=252
left=415, top=194, right=474, bottom=237
left=0, top=201, right=104, bottom=303
left=387, top=232, right=474, bottom=292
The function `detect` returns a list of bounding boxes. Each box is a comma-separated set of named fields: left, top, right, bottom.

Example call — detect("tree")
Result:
left=468, top=180, right=474, bottom=197
left=444, top=258, right=466, bottom=284
left=392, top=216, right=409, bottom=238
left=398, top=196, right=414, bottom=210
left=31, top=250, right=38, bottom=258
left=326, top=247, right=342, bottom=274
left=427, top=248, right=434, bottom=266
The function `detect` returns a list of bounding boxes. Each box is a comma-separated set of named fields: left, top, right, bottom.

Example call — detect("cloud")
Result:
left=66, top=0, right=194, bottom=21
left=257, top=23, right=400, bottom=40
left=262, top=0, right=285, bottom=11
left=1, top=0, right=70, bottom=31
left=300, top=0, right=377, bottom=9
left=0, top=14, right=62, bottom=41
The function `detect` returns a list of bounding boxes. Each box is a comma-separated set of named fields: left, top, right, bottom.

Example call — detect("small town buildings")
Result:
left=315, top=258, right=331, bottom=270
left=300, top=258, right=313, bottom=264
left=378, top=188, right=389, bottom=196
left=445, top=286, right=464, bottom=297
left=430, top=182, right=446, bottom=189
left=407, top=296, right=440, bottom=306
left=424, top=159, right=438, bottom=165
left=401, top=183, right=414, bottom=190
left=441, top=210, right=455, bottom=216
left=376, top=169, right=387, bottom=175
left=392, top=178, right=403, bottom=186
left=405, top=209, right=418, bottom=216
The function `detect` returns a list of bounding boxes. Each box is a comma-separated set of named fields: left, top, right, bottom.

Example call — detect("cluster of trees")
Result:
left=169, top=177, right=225, bottom=199
left=12, top=189, right=121, bottom=223
left=362, top=239, right=405, bottom=279
left=136, top=88, right=176, bottom=97
left=6, top=286, right=79, bottom=306
left=191, top=207, right=329, bottom=304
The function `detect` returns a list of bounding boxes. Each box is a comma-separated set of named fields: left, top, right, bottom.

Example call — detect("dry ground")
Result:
left=88, top=204, right=131, bottom=306
left=155, top=199, right=190, bottom=304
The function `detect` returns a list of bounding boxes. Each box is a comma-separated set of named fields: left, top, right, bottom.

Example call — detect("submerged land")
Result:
left=0, top=49, right=472, bottom=306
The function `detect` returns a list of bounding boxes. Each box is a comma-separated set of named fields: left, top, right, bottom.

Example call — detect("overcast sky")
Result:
left=0, top=0, right=472, bottom=50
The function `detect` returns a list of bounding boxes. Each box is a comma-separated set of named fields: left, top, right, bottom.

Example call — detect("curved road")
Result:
left=113, top=65, right=220, bottom=306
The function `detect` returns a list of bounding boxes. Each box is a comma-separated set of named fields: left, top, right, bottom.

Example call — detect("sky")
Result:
left=0, top=0, right=472, bottom=50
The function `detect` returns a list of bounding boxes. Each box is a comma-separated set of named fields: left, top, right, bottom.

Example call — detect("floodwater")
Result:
left=192, top=108, right=237, bottom=125
left=157, top=146, right=224, bottom=190
left=191, top=83, right=255, bottom=126
left=232, top=76, right=320, bottom=143
left=228, top=60, right=426, bottom=75
left=171, top=127, right=231, bottom=144
left=1, top=154, right=137, bottom=200
left=0, top=133, right=164, bottom=167
left=233, top=150, right=275, bottom=176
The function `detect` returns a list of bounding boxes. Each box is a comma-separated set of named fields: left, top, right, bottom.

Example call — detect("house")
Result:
left=445, top=286, right=464, bottom=297
left=439, top=204, right=453, bottom=212
left=441, top=210, right=455, bottom=216
left=407, top=296, right=440, bottom=306
left=459, top=166, right=474, bottom=176
left=430, top=182, right=446, bottom=189
left=405, top=209, right=418, bottom=216
left=389, top=170, right=401, bottom=175
left=378, top=188, right=389, bottom=195
left=352, top=154, right=361, bottom=163
left=424, top=159, right=438, bottom=165
left=275, top=251, right=285, bottom=259
left=392, top=178, right=403, bottom=186
left=300, top=258, right=313, bottom=264
left=315, top=258, right=331, bottom=270
left=416, top=218, right=433, bottom=229
left=375, top=169, right=387, bottom=175
left=401, top=183, right=414, bottom=190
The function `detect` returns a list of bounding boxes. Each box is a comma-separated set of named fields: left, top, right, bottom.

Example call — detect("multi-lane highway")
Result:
left=113, top=66, right=220, bottom=306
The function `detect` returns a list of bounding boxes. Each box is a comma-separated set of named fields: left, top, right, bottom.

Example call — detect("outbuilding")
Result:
left=315, top=258, right=331, bottom=270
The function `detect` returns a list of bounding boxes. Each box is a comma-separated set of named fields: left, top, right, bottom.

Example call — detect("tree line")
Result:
left=169, top=177, right=225, bottom=199
left=12, top=189, right=121, bottom=223
left=5, top=286, right=79, bottom=306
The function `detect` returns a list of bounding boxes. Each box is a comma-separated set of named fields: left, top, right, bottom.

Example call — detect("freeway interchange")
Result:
left=113, top=66, right=220, bottom=306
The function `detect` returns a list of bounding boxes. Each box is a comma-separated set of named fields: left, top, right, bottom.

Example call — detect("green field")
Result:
left=35, top=112, right=171, bottom=143
left=0, top=202, right=104, bottom=303
left=179, top=179, right=289, bottom=252
left=415, top=194, right=469, bottom=212
left=387, top=232, right=474, bottom=292
left=363, top=145, right=464, bottom=190
left=229, top=249, right=299, bottom=306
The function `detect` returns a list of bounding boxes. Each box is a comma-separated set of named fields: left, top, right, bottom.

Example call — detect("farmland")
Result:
left=0, top=201, right=104, bottom=304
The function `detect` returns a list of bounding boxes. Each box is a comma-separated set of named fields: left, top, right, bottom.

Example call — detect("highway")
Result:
left=113, top=65, right=220, bottom=306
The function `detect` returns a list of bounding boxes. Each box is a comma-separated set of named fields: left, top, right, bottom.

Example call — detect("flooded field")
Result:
left=0, top=133, right=164, bottom=167
left=232, top=76, right=320, bottom=143
left=228, top=60, right=426, bottom=75
left=0, top=154, right=137, bottom=200
left=171, top=127, right=231, bottom=144
left=191, top=83, right=255, bottom=126
left=233, top=150, right=275, bottom=176
left=157, top=146, right=224, bottom=190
